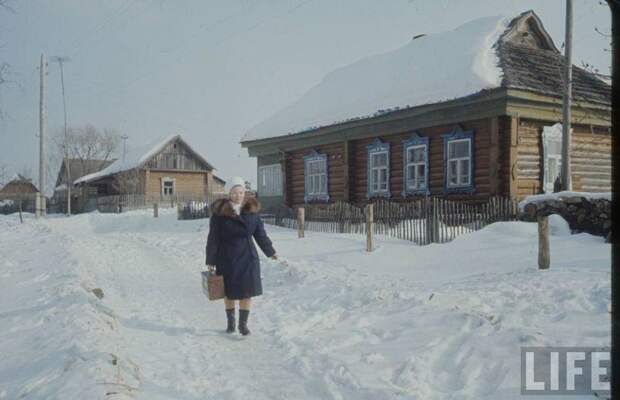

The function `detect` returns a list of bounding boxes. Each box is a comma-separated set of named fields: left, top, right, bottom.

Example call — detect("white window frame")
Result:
left=161, top=177, right=176, bottom=197
left=405, top=144, right=427, bottom=191
left=304, top=151, right=329, bottom=202
left=258, top=164, right=282, bottom=196
left=306, top=159, right=327, bottom=196
left=542, top=123, right=563, bottom=194
left=446, top=138, right=472, bottom=188
left=369, top=150, right=389, bottom=194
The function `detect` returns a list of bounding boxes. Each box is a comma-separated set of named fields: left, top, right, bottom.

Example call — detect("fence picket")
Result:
left=261, top=195, right=517, bottom=246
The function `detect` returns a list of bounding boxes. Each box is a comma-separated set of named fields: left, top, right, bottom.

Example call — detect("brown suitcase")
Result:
left=201, top=269, right=225, bottom=301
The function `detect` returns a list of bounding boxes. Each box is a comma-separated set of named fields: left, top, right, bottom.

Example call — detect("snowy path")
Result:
left=48, top=213, right=323, bottom=400
left=0, top=210, right=611, bottom=399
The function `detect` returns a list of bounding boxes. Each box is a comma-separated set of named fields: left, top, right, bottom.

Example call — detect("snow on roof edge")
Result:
left=241, top=13, right=516, bottom=143
left=74, top=134, right=180, bottom=185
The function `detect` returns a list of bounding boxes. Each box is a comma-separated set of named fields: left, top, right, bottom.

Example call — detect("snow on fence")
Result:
left=266, top=196, right=519, bottom=245
left=178, top=200, right=210, bottom=220
left=96, top=192, right=228, bottom=214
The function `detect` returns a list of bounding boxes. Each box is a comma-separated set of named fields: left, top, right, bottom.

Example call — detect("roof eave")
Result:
left=240, top=88, right=508, bottom=150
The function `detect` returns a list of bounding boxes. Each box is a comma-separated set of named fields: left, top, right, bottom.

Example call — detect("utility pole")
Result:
left=37, top=54, right=48, bottom=218
left=51, top=56, right=71, bottom=215
left=120, top=134, right=129, bottom=163
left=561, top=0, right=573, bottom=191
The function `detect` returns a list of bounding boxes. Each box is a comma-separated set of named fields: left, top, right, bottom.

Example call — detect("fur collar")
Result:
left=210, top=196, right=260, bottom=217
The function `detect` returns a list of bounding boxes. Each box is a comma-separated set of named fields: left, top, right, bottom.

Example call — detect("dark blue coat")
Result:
left=205, top=197, right=275, bottom=300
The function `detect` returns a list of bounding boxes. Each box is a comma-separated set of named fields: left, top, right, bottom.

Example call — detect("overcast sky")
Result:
left=0, top=0, right=611, bottom=190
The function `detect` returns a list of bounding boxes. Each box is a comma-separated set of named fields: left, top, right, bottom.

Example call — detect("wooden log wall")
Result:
left=286, top=142, right=346, bottom=205
left=281, top=115, right=610, bottom=207
left=514, top=118, right=611, bottom=198
left=350, top=118, right=495, bottom=204
left=146, top=171, right=207, bottom=199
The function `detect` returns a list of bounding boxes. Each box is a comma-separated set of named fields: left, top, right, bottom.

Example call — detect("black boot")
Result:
left=225, top=308, right=235, bottom=333
left=238, top=309, right=251, bottom=336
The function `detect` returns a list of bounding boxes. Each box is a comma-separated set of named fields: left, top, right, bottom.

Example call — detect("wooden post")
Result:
left=433, top=197, right=439, bottom=243
left=509, top=116, right=519, bottom=199
left=280, top=152, right=290, bottom=208
left=489, top=117, right=499, bottom=196
left=153, top=202, right=158, bottom=218
left=366, top=203, right=374, bottom=252
left=297, top=207, right=305, bottom=238
left=18, top=199, right=23, bottom=224
left=342, top=140, right=350, bottom=202
left=538, top=215, right=550, bottom=270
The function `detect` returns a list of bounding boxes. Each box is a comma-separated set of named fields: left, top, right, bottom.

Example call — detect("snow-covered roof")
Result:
left=9, top=174, right=30, bottom=183
left=242, top=14, right=513, bottom=142
left=242, top=11, right=610, bottom=143
left=74, top=134, right=213, bottom=185
left=55, top=158, right=116, bottom=188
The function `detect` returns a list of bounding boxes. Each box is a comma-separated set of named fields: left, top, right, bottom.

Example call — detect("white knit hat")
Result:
left=225, top=176, right=246, bottom=192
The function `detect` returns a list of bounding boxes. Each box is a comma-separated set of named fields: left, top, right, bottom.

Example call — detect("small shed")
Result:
left=0, top=174, right=40, bottom=213
left=52, top=158, right=116, bottom=213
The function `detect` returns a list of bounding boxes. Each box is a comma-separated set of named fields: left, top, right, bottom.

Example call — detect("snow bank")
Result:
left=243, top=14, right=514, bottom=142
left=548, top=213, right=571, bottom=236
left=518, top=191, right=612, bottom=210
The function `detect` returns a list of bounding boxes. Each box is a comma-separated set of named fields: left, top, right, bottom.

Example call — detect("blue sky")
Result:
left=0, top=0, right=611, bottom=190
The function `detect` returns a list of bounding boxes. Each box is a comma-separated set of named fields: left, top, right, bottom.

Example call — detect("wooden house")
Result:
left=240, top=11, right=611, bottom=211
left=74, top=134, right=224, bottom=202
left=52, top=158, right=116, bottom=213
left=0, top=174, right=40, bottom=213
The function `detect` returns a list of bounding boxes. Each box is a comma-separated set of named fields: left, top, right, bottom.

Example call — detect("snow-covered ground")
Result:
left=0, top=209, right=610, bottom=399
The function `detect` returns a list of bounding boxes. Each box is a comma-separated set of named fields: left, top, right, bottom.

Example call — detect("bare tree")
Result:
left=112, top=169, right=144, bottom=196
left=50, top=124, right=120, bottom=211
left=0, top=0, right=14, bottom=12
left=52, top=124, right=121, bottom=181
left=62, top=124, right=120, bottom=168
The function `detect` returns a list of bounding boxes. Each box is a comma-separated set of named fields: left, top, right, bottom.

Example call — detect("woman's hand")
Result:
left=270, top=254, right=278, bottom=260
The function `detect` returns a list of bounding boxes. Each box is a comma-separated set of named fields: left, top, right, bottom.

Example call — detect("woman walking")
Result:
left=205, top=176, right=277, bottom=335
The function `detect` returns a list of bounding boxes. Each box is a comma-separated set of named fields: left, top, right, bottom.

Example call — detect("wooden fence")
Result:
left=96, top=192, right=227, bottom=214
left=267, top=196, right=519, bottom=245
left=178, top=200, right=210, bottom=220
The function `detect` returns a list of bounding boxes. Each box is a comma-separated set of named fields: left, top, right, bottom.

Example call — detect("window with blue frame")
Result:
left=367, top=138, right=390, bottom=198
left=304, top=150, right=329, bottom=202
left=442, top=127, right=475, bottom=193
left=402, top=133, right=429, bottom=196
